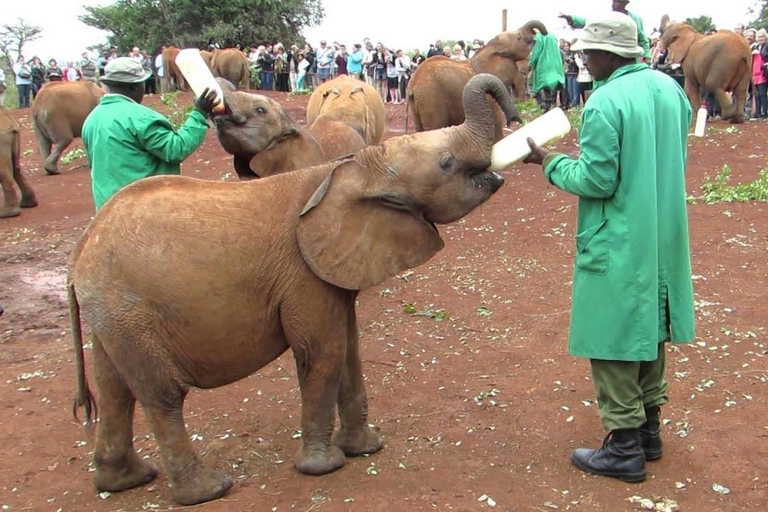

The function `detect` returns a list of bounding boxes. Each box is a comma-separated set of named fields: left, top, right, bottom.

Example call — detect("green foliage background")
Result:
left=79, top=0, right=325, bottom=54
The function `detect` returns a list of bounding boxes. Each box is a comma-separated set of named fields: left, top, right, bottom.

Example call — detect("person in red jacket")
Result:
left=63, top=61, right=82, bottom=82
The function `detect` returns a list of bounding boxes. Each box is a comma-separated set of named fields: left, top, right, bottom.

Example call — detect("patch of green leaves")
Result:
left=402, top=303, right=450, bottom=321
left=688, top=165, right=768, bottom=204
left=477, top=305, right=492, bottom=317
left=60, top=148, right=86, bottom=165
left=23, top=148, right=34, bottom=156
left=160, top=93, right=194, bottom=131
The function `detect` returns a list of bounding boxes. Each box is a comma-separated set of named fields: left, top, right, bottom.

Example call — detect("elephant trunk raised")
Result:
left=459, top=73, right=521, bottom=163
left=520, top=20, right=548, bottom=36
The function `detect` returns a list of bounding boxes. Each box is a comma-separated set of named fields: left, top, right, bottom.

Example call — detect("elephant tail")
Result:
left=32, top=109, right=51, bottom=149
left=405, top=91, right=416, bottom=134
left=68, top=280, right=97, bottom=427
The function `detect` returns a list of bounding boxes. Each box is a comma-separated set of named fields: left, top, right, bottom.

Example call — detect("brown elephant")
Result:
left=32, top=81, right=105, bottom=175
left=162, top=46, right=187, bottom=92
left=306, top=75, right=387, bottom=144
left=1, top=107, right=37, bottom=218
left=660, top=15, right=751, bottom=124
left=214, top=79, right=368, bottom=179
left=210, top=48, right=250, bottom=90
left=200, top=49, right=215, bottom=70
left=406, top=19, right=545, bottom=139
left=69, top=74, right=518, bottom=506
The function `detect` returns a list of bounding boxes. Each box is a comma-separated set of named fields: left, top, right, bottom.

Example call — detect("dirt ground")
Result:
left=1, top=90, right=767, bottom=512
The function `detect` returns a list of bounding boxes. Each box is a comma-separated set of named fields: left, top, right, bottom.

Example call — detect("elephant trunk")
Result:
left=520, top=20, right=548, bottom=36
left=461, top=73, right=520, bottom=148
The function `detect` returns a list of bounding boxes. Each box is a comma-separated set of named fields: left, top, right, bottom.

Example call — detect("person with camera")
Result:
left=13, top=55, right=33, bottom=108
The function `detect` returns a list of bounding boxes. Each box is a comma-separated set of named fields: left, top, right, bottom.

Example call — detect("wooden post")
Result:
left=502, top=9, right=508, bottom=31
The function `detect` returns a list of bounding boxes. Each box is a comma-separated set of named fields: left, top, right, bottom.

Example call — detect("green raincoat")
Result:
left=83, top=94, right=209, bottom=209
left=541, top=64, right=695, bottom=361
left=528, top=32, right=565, bottom=93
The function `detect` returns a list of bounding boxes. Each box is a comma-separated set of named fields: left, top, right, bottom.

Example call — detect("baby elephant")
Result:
left=68, top=74, right=519, bottom=506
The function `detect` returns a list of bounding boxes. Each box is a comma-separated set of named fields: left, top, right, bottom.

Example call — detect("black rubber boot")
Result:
left=571, top=429, right=647, bottom=482
left=640, top=406, right=663, bottom=461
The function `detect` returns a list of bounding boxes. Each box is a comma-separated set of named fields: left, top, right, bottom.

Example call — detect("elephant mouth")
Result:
left=470, top=170, right=505, bottom=194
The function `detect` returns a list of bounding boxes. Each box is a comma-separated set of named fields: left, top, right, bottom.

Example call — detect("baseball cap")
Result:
left=102, top=57, right=152, bottom=84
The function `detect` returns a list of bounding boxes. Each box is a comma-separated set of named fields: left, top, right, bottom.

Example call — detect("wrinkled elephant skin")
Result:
left=69, top=74, right=517, bottom=506
left=1, top=107, right=37, bottom=217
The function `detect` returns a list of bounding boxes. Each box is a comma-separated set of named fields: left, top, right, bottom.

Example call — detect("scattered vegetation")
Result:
left=60, top=148, right=86, bottom=165
left=402, top=303, right=451, bottom=321
left=688, top=165, right=768, bottom=204
left=160, top=93, right=194, bottom=131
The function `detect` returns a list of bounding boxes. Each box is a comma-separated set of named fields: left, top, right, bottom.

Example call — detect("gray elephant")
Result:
left=68, top=74, right=519, bottom=506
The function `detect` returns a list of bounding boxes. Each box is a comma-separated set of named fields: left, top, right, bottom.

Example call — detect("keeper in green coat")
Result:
left=523, top=12, right=695, bottom=483
left=527, top=31, right=566, bottom=111
left=83, top=57, right=219, bottom=210
left=560, top=0, right=651, bottom=90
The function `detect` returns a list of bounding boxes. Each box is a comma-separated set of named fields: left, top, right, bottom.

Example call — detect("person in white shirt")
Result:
left=155, top=46, right=166, bottom=92
left=0, top=67, right=6, bottom=105
left=395, top=50, right=411, bottom=105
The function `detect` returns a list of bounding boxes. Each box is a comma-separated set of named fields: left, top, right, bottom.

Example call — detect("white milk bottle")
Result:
left=174, top=48, right=225, bottom=114
left=488, top=107, right=572, bottom=172
left=693, top=100, right=707, bottom=137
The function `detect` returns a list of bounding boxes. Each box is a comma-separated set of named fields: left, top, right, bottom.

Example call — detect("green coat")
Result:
left=82, top=94, right=209, bottom=209
left=528, top=33, right=565, bottom=93
left=541, top=64, right=695, bottom=361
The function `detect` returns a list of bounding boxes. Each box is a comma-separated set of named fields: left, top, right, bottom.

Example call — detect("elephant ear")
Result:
left=297, top=158, right=445, bottom=291
left=667, top=26, right=695, bottom=63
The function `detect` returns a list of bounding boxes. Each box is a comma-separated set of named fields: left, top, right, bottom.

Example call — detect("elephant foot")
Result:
left=295, top=444, right=345, bottom=475
left=171, top=468, right=233, bottom=506
left=20, top=196, right=38, bottom=208
left=0, top=206, right=21, bottom=218
left=94, top=455, right=158, bottom=493
left=334, top=426, right=384, bottom=456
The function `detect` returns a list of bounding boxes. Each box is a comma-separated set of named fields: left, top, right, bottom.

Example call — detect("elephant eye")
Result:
left=256, top=106, right=266, bottom=114
left=439, top=154, right=455, bottom=171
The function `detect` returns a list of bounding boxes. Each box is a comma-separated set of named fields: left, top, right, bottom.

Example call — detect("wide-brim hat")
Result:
left=571, top=11, right=644, bottom=59
left=102, top=57, right=152, bottom=84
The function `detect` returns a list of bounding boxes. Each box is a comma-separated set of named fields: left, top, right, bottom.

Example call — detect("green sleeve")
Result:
left=543, top=109, right=620, bottom=199
left=571, top=16, right=586, bottom=29
left=632, top=14, right=652, bottom=59
left=138, top=110, right=209, bottom=164
left=528, top=34, right=543, bottom=69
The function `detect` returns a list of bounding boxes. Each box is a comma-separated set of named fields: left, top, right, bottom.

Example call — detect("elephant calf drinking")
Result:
left=68, top=74, right=520, bottom=506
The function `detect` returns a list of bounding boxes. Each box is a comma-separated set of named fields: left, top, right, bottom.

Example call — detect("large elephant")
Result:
left=660, top=15, right=751, bottom=124
left=1, top=107, right=37, bottom=218
left=214, top=79, right=368, bottom=179
left=210, top=49, right=250, bottom=90
left=69, top=74, right=518, bottom=506
left=32, top=81, right=105, bottom=175
left=199, top=49, right=215, bottom=70
left=162, top=46, right=187, bottom=92
left=306, top=75, right=387, bottom=144
left=406, top=19, right=545, bottom=140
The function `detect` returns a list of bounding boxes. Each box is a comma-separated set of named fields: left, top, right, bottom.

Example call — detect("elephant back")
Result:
left=306, top=75, right=386, bottom=144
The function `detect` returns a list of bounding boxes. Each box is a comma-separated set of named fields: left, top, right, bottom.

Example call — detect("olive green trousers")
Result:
left=590, top=342, right=668, bottom=431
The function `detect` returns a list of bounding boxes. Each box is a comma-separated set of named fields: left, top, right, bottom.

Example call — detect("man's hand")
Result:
left=523, top=137, right=550, bottom=165
left=194, top=88, right=220, bottom=117
left=558, top=12, right=574, bottom=27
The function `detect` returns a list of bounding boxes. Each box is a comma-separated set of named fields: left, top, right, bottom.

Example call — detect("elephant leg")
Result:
left=13, top=134, right=37, bottom=209
left=291, top=325, right=346, bottom=475
left=141, top=383, right=232, bottom=505
left=0, top=150, right=21, bottom=218
left=92, top=336, right=158, bottom=492
left=44, top=133, right=72, bottom=175
left=334, top=305, right=383, bottom=456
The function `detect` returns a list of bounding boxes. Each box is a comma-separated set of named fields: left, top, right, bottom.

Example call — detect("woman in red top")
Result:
left=750, top=29, right=768, bottom=120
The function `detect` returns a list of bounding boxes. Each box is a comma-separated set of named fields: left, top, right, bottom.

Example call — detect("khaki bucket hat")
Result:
left=571, top=12, right=644, bottom=59
left=102, top=57, right=152, bottom=84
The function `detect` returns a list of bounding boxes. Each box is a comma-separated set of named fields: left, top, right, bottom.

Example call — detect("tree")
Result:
left=683, top=15, right=716, bottom=34
left=0, top=18, right=42, bottom=66
left=79, top=0, right=325, bottom=54
left=748, top=0, right=768, bottom=29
